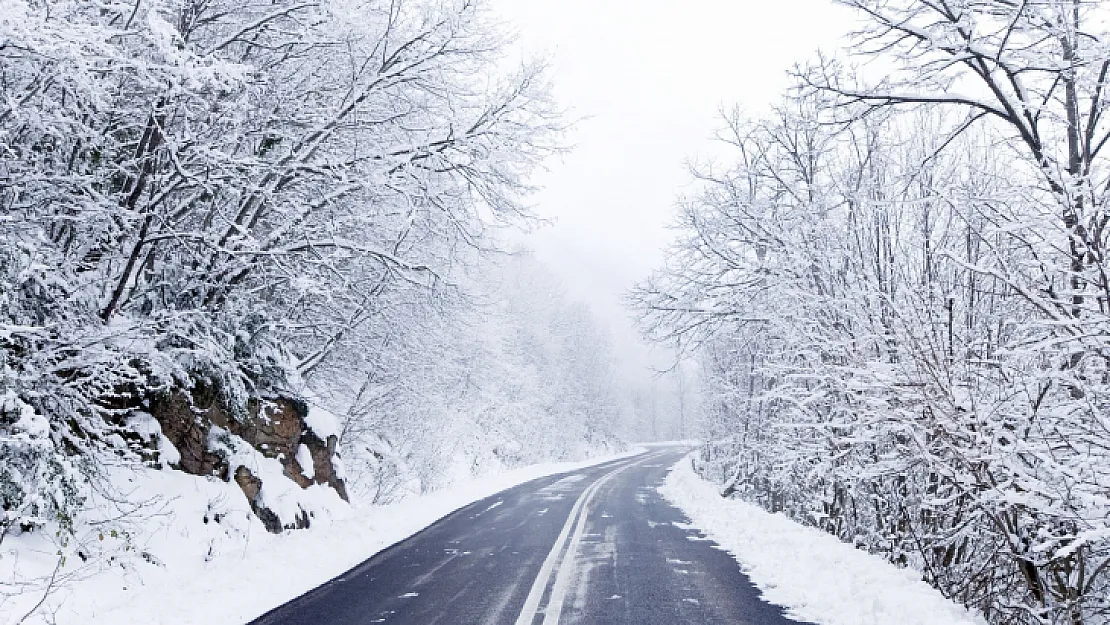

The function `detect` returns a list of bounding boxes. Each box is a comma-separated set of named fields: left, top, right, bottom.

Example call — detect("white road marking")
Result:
left=513, top=466, right=625, bottom=625
left=513, top=452, right=665, bottom=625
left=540, top=483, right=598, bottom=625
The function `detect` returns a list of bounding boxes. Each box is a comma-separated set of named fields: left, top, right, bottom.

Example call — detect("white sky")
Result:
left=492, top=0, right=857, bottom=381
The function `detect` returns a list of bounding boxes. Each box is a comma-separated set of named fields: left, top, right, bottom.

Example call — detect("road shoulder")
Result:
left=63, top=448, right=648, bottom=625
left=658, top=455, right=986, bottom=625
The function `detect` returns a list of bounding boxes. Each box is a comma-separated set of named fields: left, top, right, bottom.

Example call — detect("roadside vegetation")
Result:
left=636, top=2, right=1110, bottom=623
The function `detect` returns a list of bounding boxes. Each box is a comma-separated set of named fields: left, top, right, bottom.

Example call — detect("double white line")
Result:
left=514, top=452, right=661, bottom=625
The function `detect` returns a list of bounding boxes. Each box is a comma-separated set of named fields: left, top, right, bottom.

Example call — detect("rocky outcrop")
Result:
left=150, top=383, right=347, bottom=532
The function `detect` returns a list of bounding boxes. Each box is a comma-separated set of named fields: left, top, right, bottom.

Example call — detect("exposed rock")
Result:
left=300, top=429, right=349, bottom=501
left=233, top=465, right=262, bottom=501
left=242, top=397, right=304, bottom=462
left=232, top=465, right=309, bottom=533
left=149, top=384, right=347, bottom=533
left=149, top=388, right=228, bottom=478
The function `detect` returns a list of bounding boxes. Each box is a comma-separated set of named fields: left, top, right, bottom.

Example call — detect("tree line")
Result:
left=635, top=1, right=1110, bottom=623
left=0, top=0, right=624, bottom=550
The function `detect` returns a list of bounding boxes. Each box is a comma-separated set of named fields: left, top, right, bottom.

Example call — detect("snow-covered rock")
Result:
left=151, top=387, right=348, bottom=532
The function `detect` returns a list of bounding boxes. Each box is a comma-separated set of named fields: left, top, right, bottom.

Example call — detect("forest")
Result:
left=635, top=1, right=1110, bottom=623
left=0, top=0, right=636, bottom=610
left=4, top=0, right=1110, bottom=625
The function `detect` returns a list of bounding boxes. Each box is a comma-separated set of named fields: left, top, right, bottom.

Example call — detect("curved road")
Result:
left=249, top=448, right=811, bottom=625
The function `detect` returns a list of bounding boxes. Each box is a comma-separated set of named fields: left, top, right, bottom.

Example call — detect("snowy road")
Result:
left=249, top=448, right=810, bottom=625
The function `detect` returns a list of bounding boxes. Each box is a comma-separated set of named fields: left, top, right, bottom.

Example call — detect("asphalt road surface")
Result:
left=250, top=447, right=813, bottom=625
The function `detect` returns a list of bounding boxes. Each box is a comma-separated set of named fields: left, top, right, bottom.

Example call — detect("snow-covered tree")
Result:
left=0, top=0, right=563, bottom=536
left=636, top=24, right=1110, bottom=618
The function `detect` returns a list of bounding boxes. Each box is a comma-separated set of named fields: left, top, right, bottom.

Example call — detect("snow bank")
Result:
left=659, top=455, right=986, bottom=625
left=5, top=448, right=645, bottom=625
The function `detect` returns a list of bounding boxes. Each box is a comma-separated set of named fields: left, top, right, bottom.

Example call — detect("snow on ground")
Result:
left=659, top=455, right=987, bottom=625
left=2, top=448, right=644, bottom=625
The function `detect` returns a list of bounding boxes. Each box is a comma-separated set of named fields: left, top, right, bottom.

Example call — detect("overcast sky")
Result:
left=491, top=1, right=857, bottom=382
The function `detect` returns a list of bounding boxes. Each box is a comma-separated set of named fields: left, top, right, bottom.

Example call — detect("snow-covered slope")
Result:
left=659, top=456, right=987, bottom=625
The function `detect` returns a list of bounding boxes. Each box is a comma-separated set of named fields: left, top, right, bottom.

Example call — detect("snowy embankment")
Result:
left=659, top=456, right=986, bottom=625
left=3, top=448, right=644, bottom=625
